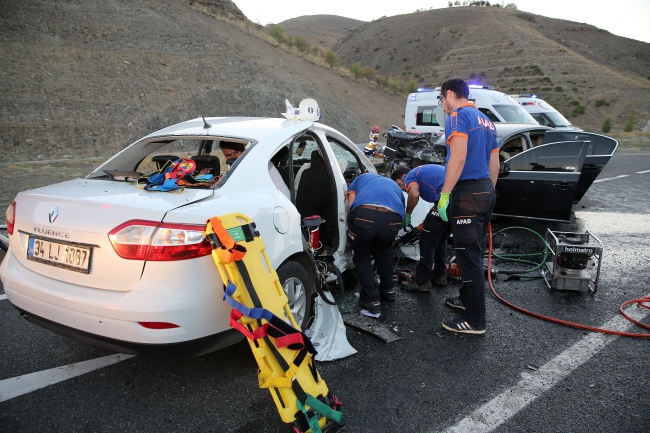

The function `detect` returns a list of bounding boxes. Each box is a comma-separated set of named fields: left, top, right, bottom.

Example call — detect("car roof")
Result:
left=495, top=123, right=552, bottom=137
left=144, top=117, right=315, bottom=143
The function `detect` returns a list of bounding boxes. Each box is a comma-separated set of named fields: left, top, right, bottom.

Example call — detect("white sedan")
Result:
left=1, top=100, right=376, bottom=359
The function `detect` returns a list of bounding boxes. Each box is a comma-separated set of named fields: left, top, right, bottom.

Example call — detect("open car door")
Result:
left=542, top=131, right=618, bottom=203
left=494, top=141, right=589, bottom=222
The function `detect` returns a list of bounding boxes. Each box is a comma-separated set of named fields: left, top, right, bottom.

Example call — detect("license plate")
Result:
left=27, top=236, right=93, bottom=274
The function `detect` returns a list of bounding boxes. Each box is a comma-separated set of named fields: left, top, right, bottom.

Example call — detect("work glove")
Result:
left=437, top=192, right=450, bottom=222
left=404, top=213, right=411, bottom=228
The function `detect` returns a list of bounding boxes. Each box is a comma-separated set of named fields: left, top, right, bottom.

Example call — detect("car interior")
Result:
left=499, top=134, right=527, bottom=162
left=270, top=134, right=365, bottom=253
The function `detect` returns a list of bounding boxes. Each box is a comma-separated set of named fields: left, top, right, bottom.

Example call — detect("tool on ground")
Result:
left=542, top=230, right=603, bottom=294
left=206, top=214, right=343, bottom=432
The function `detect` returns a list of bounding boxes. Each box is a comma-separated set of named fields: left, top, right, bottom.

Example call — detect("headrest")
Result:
left=271, top=147, right=290, bottom=166
left=310, top=150, right=325, bottom=167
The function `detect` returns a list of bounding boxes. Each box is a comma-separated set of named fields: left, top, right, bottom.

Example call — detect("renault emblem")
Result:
left=49, top=206, right=58, bottom=223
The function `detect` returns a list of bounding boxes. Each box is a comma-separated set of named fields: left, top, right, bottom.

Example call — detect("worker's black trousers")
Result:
left=347, top=207, right=402, bottom=304
left=448, top=178, right=496, bottom=329
left=415, top=204, right=451, bottom=285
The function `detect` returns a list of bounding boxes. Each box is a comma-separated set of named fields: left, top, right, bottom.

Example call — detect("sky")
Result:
left=233, top=0, right=650, bottom=44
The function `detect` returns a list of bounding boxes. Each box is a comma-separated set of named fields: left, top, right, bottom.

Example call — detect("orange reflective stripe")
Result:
left=406, top=181, right=418, bottom=192
left=491, top=148, right=499, bottom=153
left=446, top=131, right=468, bottom=144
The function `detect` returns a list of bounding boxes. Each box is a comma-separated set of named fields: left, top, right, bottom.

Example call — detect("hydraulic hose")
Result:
left=487, top=223, right=650, bottom=338
left=486, top=226, right=548, bottom=277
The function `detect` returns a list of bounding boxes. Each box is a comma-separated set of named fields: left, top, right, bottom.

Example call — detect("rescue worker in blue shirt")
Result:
left=391, top=165, right=450, bottom=291
left=347, top=173, right=406, bottom=315
left=437, top=78, right=499, bottom=334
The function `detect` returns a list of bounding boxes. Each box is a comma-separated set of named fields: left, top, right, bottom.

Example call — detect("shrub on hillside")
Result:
left=294, top=36, right=310, bottom=53
left=602, top=117, right=612, bottom=133
left=350, top=62, right=363, bottom=81
left=624, top=117, right=634, bottom=132
left=387, top=77, right=401, bottom=95
left=324, top=50, right=339, bottom=68
left=269, top=24, right=285, bottom=44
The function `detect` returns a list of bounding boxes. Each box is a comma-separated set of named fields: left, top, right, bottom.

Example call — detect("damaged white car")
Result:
left=1, top=100, right=370, bottom=359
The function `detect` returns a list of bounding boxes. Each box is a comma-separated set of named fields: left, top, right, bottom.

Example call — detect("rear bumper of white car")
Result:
left=1, top=251, right=243, bottom=359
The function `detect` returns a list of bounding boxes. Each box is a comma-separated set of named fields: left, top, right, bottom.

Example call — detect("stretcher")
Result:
left=206, top=213, right=342, bottom=433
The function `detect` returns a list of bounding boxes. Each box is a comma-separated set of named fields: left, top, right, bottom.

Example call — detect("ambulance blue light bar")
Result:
left=416, top=87, right=435, bottom=93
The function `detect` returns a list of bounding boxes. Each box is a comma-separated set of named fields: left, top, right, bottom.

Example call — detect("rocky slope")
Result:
left=330, top=6, right=650, bottom=130
left=278, top=15, right=363, bottom=50
left=0, top=0, right=403, bottom=163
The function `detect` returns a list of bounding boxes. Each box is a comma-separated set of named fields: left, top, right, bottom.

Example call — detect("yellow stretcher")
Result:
left=206, top=213, right=342, bottom=433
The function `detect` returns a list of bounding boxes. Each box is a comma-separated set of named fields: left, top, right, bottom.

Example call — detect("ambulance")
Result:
left=404, top=85, right=538, bottom=134
left=511, top=94, right=581, bottom=130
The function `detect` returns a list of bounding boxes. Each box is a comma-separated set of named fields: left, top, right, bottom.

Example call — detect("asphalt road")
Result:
left=1, top=153, right=649, bottom=433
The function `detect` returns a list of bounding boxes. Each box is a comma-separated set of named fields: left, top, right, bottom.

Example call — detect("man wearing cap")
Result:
left=391, top=164, right=450, bottom=292
left=347, top=173, right=406, bottom=316
left=437, top=78, right=499, bottom=334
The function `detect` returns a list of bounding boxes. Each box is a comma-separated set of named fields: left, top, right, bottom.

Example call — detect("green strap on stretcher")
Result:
left=296, top=393, right=343, bottom=433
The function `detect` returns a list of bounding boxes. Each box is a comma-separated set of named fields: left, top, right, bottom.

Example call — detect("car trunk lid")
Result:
left=11, top=179, right=213, bottom=291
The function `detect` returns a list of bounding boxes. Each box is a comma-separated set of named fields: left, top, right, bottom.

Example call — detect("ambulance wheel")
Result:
left=278, top=261, right=312, bottom=329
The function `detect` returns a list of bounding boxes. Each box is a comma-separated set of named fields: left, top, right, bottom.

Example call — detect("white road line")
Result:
left=0, top=294, right=6, bottom=300
left=636, top=169, right=650, bottom=174
left=0, top=354, right=135, bottom=403
left=442, top=302, right=649, bottom=433
left=593, top=174, right=630, bottom=183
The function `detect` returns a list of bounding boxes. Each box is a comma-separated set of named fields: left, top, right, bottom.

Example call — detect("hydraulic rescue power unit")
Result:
left=542, top=230, right=603, bottom=294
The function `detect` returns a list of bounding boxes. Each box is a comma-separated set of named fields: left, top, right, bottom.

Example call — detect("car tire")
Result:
left=277, top=261, right=312, bottom=330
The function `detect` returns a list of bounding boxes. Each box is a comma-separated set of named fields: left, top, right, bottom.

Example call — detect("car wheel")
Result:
left=277, top=261, right=312, bottom=330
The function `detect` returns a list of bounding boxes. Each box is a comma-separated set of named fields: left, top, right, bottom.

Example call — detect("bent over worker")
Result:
left=438, top=78, right=499, bottom=334
left=391, top=165, right=450, bottom=292
left=346, top=173, right=406, bottom=315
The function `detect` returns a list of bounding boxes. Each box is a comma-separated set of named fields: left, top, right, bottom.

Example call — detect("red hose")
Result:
left=487, top=223, right=650, bottom=338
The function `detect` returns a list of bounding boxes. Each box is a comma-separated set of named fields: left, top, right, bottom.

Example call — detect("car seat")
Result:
left=152, top=155, right=180, bottom=170
left=191, top=155, right=220, bottom=175
left=296, top=150, right=336, bottom=247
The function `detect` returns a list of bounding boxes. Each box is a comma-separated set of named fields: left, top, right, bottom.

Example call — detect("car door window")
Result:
left=326, top=138, right=364, bottom=185
left=543, top=131, right=617, bottom=155
left=500, top=134, right=526, bottom=159
left=479, top=108, right=500, bottom=123
left=507, top=141, right=586, bottom=172
left=416, top=106, right=440, bottom=126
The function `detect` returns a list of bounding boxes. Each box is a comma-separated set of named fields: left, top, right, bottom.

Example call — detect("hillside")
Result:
left=332, top=6, right=650, bottom=130
left=278, top=15, right=363, bottom=50
left=0, top=0, right=403, bottom=163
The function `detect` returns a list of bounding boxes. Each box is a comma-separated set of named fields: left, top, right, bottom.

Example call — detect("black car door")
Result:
left=542, top=131, right=618, bottom=203
left=494, top=141, right=589, bottom=222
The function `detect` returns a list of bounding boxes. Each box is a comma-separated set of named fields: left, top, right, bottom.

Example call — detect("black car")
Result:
left=384, top=125, right=618, bottom=223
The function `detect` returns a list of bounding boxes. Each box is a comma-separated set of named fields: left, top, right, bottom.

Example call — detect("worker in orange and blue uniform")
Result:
left=437, top=78, right=499, bottom=334
left=346, top=173, right=406, bottom=316
left=391, top=165, right=450, bottom=292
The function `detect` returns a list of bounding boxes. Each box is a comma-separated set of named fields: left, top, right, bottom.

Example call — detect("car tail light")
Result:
left=138, top=322, right=180, bottom=329
left=6, top=201, right=16, bottom=235
left=108, top=220, right=212, bottom=261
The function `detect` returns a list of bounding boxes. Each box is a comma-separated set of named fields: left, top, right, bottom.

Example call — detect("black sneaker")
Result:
left=379, top=287, right=396, bottom=301
left=359, top=299, right=381, bottom=314
left=444, top=297, right=465, bottom=310
left=404, top=280, right=431, bottom=292
left=441, top=317, right=485, bottom=335
left=431, top=273, right=447, bottom=286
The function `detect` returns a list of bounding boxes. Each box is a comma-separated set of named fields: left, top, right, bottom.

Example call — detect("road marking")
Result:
left=0, top=354, right=135, bottom=403
left=0, top=294, right=6, bottom=300
left=636, top=169, right=650, bottom=174
left=442, top=302, right=649, bottom=433
left=593, top=175, right=629, bottom=183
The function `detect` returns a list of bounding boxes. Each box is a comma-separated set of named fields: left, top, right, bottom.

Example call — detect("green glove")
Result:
left=437, top=192, right=450, bottom=222
left=404, top=213, right=412, bottom=228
